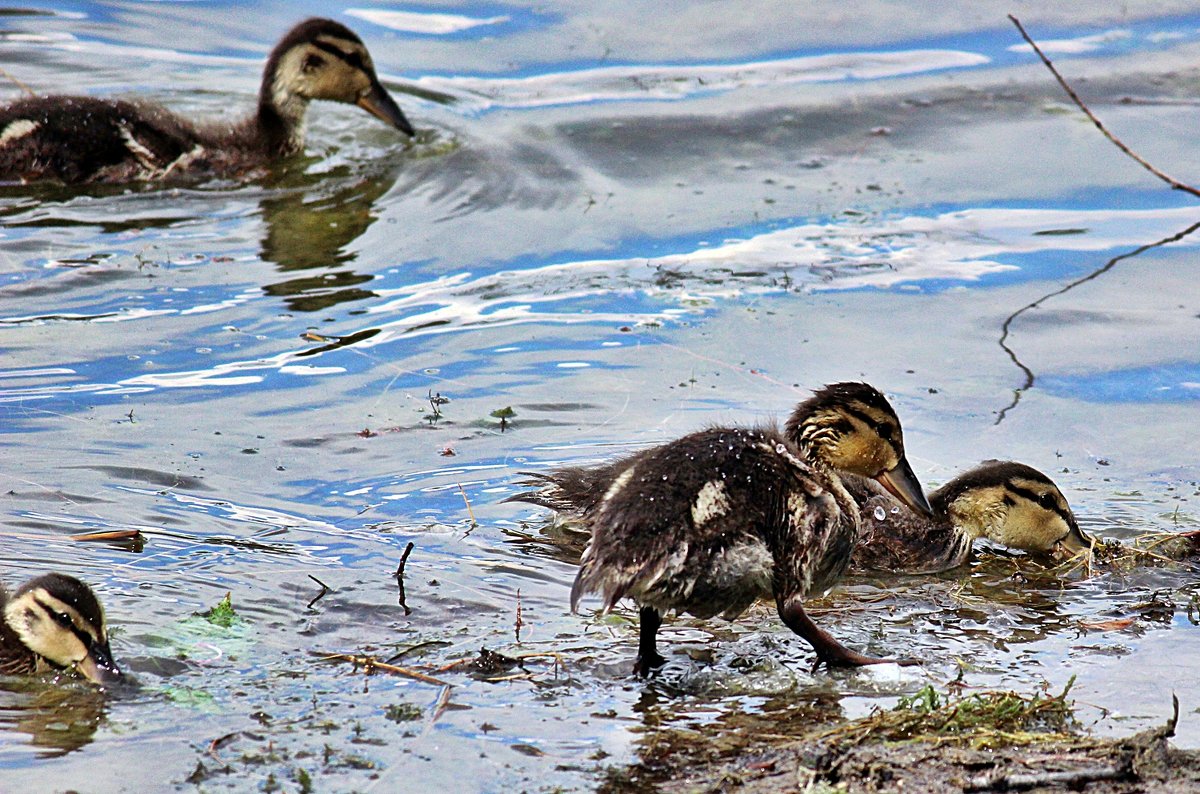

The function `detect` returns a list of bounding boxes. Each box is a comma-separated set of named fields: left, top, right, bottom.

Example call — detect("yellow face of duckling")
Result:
left=788, top=383, right=933, bottom=517
left=5, top=574, right=122, bottom=685
left=269, top=22, right=413, bottom=134
left=939, top=463, right=1091, bottom=557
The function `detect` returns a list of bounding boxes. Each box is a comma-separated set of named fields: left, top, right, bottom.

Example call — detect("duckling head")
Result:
left=934, top=461, right=1091, bottom=557
left=262, top=18, right=414, bottom=137
left=4, top=574, right=122, bottom=685
left=786, top=382, right=933, bottom=517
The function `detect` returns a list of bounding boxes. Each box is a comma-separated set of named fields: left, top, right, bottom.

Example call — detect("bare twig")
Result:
left=427, top=389, right=449, bottom=420
left=515, top=589, right=524, bottom=643
left=995, top=218, right=1200, bottom=423
left=316, top=652, right=451, bottom=687
left=458, top=484, right=477, bottom=526
left=1008, top=14, right=1200, bottom=198
left=514, top=651, right=565, bottom=677
left=394, top=542, right=415, bottom=577
left=206, top=731, right=242, bottom=763
left=485, top=672, right=537, bottom=683
left=0, top=66, right=33, bottom=96
left=306, top=574, right=331, bottom=609
left=395, top=541, right=415, bottom=615
left=964, top=765, right=1127, bottom=792
left=423, top=684, right=453, bottom=736
left=385, top=640, right=447, bottom=664
left=431, top=657, right=474, bottom=673
left=70, top=529, right=144, bottom=543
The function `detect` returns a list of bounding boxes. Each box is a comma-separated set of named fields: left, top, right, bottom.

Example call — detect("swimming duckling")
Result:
left=0, top=573, right=122, bottom=684
left=848, top=460, right=1091, bottom=574
left=514, top=382, right=933, bottom=675
left=0, top=18, right=413, bottom=184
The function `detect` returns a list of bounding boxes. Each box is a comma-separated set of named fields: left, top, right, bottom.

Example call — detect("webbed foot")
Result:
left=778, top=594, right=918, bottom=671
left=632, top=650, right=667, bottom=677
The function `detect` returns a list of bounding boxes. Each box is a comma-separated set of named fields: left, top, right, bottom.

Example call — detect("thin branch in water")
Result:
left=995, top=219, right=1200, bottom=424
left=514, top=589, right=524, bottom=643
left=1008, top=14, right=1200, bottom=198
left=427, top=389, right=449, bottom=421
left=70, top=529, right=145, bottom=543
left=315, top=651, right=451, bottom=687
left=206, top=731, right=242, bottom=763
left=306, top=574, right=331, bottom=609
left=385, top=639, right=448, bottom=665
left=458, top=483, right=477, bottom=527
left=964, top=765, right=1128, bottom=792
left=422, top=684, right=454, bottom=738
left=485, top=672, right=538, bottom=683
left=431, top=657, right=474, bottom=673
left=395, top=541, right=415, bottom=615
left=0, top=66, right=33, bottom=96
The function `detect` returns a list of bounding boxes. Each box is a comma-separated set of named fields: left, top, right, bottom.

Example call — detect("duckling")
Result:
left=514, top=382, right=933, bottom=675
left=0, top=18, right=413, bottom=184
left=0, top=573, right=122, bottom=684
left=848, top=460, right=1091, bottom=574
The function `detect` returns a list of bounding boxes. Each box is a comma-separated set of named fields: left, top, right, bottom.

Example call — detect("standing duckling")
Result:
left=0, top=573, right=122, bottom=684
left=848, top=460, right=1091, bottom=574
left=517, top=382, right=933, bottom=675
left=0, top=18, right=413, bottom=184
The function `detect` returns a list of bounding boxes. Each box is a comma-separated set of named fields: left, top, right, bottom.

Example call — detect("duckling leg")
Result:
left=777, top=595, right=917, bottom=669
left=633, top=606, right=667, bottom=676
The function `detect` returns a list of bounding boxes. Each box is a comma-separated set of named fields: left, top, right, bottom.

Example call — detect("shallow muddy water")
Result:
left=1, top=2, right=1199, bottom=791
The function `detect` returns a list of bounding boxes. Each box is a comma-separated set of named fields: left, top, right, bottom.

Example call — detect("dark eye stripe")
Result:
left=841, top=406, right=898, bottom=442
left=310, top=39, right=366, bottom=71
left=1007, top=483, right=1071, bottom=523
left=32, top=597, right=95, bottom=647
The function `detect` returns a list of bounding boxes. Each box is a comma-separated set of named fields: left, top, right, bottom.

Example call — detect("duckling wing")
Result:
left=506, top=459, right=631, bottom=514
left=571, top=427, right=849, bottom=618
left=845, top=475, right=970, bottom=574
left=0, top=96, right=202, bottom=183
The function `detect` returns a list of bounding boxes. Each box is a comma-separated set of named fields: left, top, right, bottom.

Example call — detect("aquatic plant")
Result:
left=819, top=677, right=1079, bottom=750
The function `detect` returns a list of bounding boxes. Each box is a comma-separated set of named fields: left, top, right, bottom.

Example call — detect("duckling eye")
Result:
left=1036, top=492, right=1057, bottom=509
left=873, top=422, right=895, bottom=444
left=302, top=54, right=326, bottom=73
left=53, top=611, right=74, bottom=628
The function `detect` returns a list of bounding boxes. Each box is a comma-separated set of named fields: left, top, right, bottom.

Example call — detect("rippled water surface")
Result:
left=2, top=2, right=1200, bottom=791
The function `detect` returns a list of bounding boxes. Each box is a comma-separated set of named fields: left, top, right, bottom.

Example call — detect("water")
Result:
left=2, top=2, right=1200, bottom=791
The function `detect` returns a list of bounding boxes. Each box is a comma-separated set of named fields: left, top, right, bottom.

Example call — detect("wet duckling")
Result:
left=0, top=574, right=122, bottom=684
left=848, top=460, right=1091, bottom=574
left=513, top=459, right=1092, bottom=575
left=515, top=382, right=933, bottom=675
left=0, top=18, right=413, bottom=184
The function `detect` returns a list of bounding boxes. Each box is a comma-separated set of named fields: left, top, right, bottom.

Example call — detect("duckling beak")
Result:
left=1052, top=518, right=1093, bottom=558
left=358, top=79, right=415, bottom=136
left=875, top=458, right=934, bottom=518
left=76, top=638, right=123, bottom=686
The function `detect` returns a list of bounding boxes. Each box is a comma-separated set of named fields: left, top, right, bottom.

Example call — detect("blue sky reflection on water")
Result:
left=1042, top=363, right=1200, bottom=403
left=7, top=198, right=1200, bottom=417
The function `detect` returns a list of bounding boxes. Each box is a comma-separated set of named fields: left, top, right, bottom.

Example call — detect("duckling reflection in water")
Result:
left=848, top=460, right=1092, bottom=574
left=0, top=18, right=414, bottom=184
left=511, top=382, right=933, bottom=675
left=0, top=574, right=122, bottom=685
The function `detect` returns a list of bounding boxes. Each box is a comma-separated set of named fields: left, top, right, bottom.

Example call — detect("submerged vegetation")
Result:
left=603, top=678, right=1200, bottom=794
left=820, top=678, right=1079, bottom=750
